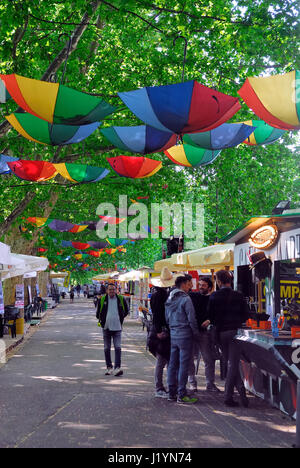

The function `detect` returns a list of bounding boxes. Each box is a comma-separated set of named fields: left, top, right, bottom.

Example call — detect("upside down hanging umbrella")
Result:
left=61, top=240, right=108, bottom=250
left=107, top=155, right=162, bottom=178
left=0, top=74, right=116, bottom=125
left=241, top=119, right=286, bottom=145
left=182, top=123, right=255, bottom=149
left=101, top=125, right=177, bottom=154
left=26, top=217, right=89, bottom=233
left=164, top=143, right=221, bottom=167
left=238, top=70, right=300, bottom=130
left=6, top=112, right=100, bottom=145
left=118, top=80, right=241, bottom=134
left=106, top=238, right=128, bottom=247
left=7, top=160, right=109, bottom=183
left=0, top=154, right=19, bottom=174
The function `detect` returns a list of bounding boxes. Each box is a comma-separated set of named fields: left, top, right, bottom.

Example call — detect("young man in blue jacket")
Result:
left=97, top=283, right=129, bottom=376
left=165, top=276, right=200, bottom=404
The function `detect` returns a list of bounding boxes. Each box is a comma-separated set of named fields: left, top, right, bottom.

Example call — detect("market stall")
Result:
left=221, top=208, right=300, bottom=418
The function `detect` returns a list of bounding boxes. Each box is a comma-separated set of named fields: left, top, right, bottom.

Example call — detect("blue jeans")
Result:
left=167, top=336, right=193, bottom=398
left=103, top=329, right=122, bottom=369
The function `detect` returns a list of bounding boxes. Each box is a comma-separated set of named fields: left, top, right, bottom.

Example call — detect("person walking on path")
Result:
left=187, top=276, right=221, bottom=394
left=148, top=268, right=181, bottom=399
left=165, top=275, right=200, bottom=404
left=69, top=287, right=75, bottom=303
left=76, top=284, right=81, bottom=298
left=207, top=269, right=250, bottom=408
left=96, top=283, right=129, bottom=377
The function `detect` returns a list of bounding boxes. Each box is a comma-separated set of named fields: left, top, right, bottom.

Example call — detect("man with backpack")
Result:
left=96, top=283, right=129, bottom=376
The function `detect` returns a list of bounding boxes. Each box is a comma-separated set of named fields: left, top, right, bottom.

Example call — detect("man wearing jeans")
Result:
left=165, top=276, right=200, bottom=404
left=97, top=283, right=129, bottom=376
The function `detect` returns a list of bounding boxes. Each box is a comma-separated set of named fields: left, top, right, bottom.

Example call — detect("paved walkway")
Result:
left=0, top=298, right=296, bottom=448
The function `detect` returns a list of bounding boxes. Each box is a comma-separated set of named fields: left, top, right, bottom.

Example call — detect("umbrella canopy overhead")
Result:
left=164, top=144, right=221, bottom=167
left=61, top=240, right=108, bottom=250
left=118, top=80, right=241, bottom=134
left=6, top=112, right=100, bottom=145
left=241, top=119, right=286, bottom=145
left=7, top=160, right=109, bottom=183
left=182, top=123, right=255, bottom=150
left=106, top=238, right=128, bottom=247
left=26, top=217, right=90, bottom=233
left=0, top=154, right=19, bottom=174
left=101, top=125, right=177, bottom=154
left=238, top=70, right=300, bottom=130
left=0, top=74, right=116, bottom=125
left=107, top=155, right=162, bottom=178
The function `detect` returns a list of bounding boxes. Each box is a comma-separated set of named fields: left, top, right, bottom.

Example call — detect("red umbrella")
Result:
left=107, top=155, right=162, bottom=178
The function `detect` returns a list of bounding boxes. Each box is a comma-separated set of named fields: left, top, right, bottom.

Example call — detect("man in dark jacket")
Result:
left=97, top=283, right=129, bottom=376
left=165, top=276, right=200, bottom=404
left=207, top=270, right=250, bottom=407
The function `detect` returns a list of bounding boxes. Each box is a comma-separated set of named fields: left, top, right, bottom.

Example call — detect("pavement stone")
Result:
left=0, top=297, right=296, bottom=448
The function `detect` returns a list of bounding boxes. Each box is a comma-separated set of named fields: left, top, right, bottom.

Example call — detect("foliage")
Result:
left=0, top=0, right=299, bottom=280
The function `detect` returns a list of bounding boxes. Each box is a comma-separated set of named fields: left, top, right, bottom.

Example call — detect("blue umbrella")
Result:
left=183, top=123, right=256, bottom=150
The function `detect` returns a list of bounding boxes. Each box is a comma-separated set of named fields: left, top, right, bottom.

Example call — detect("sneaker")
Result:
left=105, top=367, right=113, bottom=375
left=155, top=390, right=169, bottom=398
left=113, top=367, right=123, bottom=377
left=177, top=395, right=198, bottom=404
left=167, top=394, right=177, bottom=401
left=206, top=384, right=221, bottom=393
left=224, top=399, right=239, bottom=407
left=189, top=383, right=198, bottom=392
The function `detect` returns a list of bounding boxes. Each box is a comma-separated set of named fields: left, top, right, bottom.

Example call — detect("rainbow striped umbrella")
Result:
left=0, top=73, right=116, bottom=125
left=164, top=144, right=221, bottom=167
left=241, top=119, right=285, bottom=145
left=238, top=70, right=300, bottom=130
left=6, top=112, right=100, bottom=145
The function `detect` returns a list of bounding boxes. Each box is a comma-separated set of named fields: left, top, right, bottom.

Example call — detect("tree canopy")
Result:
left=0, top=0, right=299, bottom=279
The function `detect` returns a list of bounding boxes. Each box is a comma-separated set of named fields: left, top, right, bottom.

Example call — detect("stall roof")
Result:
left=1, top=253, right=48, bottom=279
left=171, top=244, right=235, bottom=270
left=220, top=211, right=300, bottom=244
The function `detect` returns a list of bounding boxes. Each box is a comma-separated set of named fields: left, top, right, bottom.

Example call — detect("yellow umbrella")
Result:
left=154, top=258, right=188, bottom=272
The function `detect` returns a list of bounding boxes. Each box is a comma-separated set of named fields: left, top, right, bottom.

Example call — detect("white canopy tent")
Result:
left=0, top=252, right=49, bottom=280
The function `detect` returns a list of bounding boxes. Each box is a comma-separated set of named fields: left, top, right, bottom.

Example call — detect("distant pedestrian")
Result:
left=207, top=270, right=250, bottom=408
left=165, top=275, right=200, bottom=404
left=76, top=284, right=81, bottom=298
left=69, top=287, right=75, bottom=303
left=96, top=283, right=129, bottom=376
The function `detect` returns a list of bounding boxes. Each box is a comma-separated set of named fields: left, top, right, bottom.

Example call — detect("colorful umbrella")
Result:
left=0, top=73, right=116, bottom=125
left=241, top=119, right=286, bottom=145
left=238, top=70, right=300, bottom=130
left=7, top=160, right=109, bottom=183
left=118, top=80, right=241, bottom=134
left=26, top=217, right=89, bottom=233
left=61, top=240, right=108, bottom=250
left=182, top=123, right=255, bottom=150
left=101, top=125, right=177, bottom=154
left=6, top=112, right=100, bottom=145
left=106, top=238, right=128, bottom=247
left=0, top=154, right=19, bottom=174
left=107, top=155, right=162, bottom=178
left=164, top=144, right=221, bottom=167
left=98, top=215, right=126, bottom=225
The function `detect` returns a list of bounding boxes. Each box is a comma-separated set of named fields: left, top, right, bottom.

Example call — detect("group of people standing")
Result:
left=148, top=268, right=250, bottom=406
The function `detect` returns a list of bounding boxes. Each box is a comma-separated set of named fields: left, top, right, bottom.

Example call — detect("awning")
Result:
left=92, top=272, right=119, bottom=281
left=2, top=253, right=48, bottom=279
left=118, top=270, right=142, bottom=281
left=0, top=242, right=11, bottom=265
left=171, top=244, right=235, bottom=270
left=154, top=258, right=188, bottom=272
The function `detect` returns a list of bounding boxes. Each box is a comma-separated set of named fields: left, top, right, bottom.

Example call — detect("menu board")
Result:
left=0, top=281, right=4, bottom=314
left=15, top=284, right=24, bottom=308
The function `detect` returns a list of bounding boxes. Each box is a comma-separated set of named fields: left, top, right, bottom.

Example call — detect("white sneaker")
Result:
left=114, top=367, right=123, bottom=376
left=105, top=367, right=113, bottom=375
left=155, top=390, right=169, bottom=398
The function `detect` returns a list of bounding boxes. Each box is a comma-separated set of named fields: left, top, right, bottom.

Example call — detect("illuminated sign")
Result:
left=249, top=224, right=279, bottom=250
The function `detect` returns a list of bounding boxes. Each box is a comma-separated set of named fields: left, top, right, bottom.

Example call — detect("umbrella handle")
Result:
left=173, top=35, right=188, bottom=82
left=58, top=33, right=73, bottom=85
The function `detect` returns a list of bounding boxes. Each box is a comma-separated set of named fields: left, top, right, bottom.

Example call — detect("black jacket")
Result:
left=207, top=287, right=250, bottom=332
left=189, top=292, right=210, bottom=331
left=96, top=294, right=129, bottom=328
left=150, top=287, right=169, bottom=333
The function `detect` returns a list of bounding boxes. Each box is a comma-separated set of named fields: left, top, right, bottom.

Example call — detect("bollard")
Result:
left=296, top=380, right=300, bottom=448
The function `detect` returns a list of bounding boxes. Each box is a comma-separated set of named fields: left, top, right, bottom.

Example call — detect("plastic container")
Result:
left=259, top=320, right=271, bottom=330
